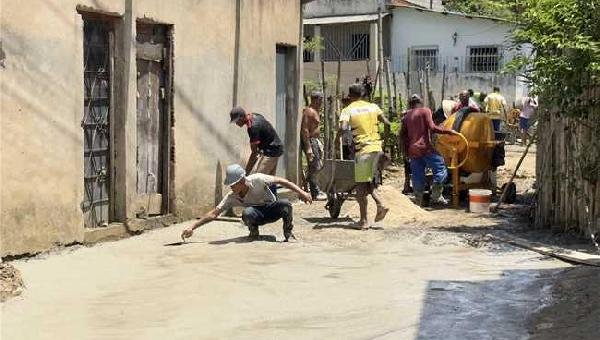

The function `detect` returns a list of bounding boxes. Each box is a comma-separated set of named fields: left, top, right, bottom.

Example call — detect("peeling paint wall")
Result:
left=0, top=0, right=303, bottom=256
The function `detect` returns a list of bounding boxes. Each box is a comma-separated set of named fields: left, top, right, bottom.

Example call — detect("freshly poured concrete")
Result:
left=2, top=210, right=568, bottom=339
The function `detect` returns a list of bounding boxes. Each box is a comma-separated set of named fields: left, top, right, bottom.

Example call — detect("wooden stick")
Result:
left=491, top=130, right=538, bottom=212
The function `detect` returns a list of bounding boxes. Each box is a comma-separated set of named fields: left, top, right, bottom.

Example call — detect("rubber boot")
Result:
left=283, top=223, right=295, bottom=242
left=412, top=191, right=424, bottom=207
left=431, top=183, right=448, bottom=205
left=490, top=171, right=498, bottom=195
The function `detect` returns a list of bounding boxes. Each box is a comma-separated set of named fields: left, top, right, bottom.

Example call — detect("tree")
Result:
left=442, top=0, right=518, bottom=21
left=507, top=0, right=600, bottom=117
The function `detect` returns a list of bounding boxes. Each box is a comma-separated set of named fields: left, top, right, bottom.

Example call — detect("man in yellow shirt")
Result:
left=483, top=86, right=508, bottom=192
left=339, top=84, right=390, bottom=228
left=484, top=86, right=508, bottom=127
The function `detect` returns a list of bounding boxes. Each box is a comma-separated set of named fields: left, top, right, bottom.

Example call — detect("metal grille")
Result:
left=322, top=23, right=370, bottom=61
left=468, top=46, right=501, bottom=72
left=83, top=20, right=111, bottom=228
left=410, top=48, right=439, bottom=72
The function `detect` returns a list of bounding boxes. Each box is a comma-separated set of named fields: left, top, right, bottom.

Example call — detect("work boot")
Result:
left=431, top=183, right=448, bottom=205
left=412, top=191, right=424, bottom=206
left=248, top=225, right=259, bottom=239
left=283, top=223, right=296, bottom=242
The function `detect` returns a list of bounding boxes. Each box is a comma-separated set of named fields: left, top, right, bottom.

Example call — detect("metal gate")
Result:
left=82, top=19, right=113, bottom=228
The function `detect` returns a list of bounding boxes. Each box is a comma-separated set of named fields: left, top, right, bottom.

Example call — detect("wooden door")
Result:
left=136, top=24, right=169, bottom=216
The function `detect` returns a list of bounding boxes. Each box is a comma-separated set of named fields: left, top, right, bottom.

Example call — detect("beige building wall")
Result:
left=0, top=0, right=303, bottom=256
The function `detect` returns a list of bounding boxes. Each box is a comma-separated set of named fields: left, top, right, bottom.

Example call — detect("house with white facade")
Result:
left=389, top=4, right=525, bottom=105
left=303, top=0, right=526, bottom=105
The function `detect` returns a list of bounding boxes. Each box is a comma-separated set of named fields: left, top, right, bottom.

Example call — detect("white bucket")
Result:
left=469, top=189, right=492, bottom=213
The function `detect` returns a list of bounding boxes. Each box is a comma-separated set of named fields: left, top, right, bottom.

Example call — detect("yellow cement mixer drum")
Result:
left=435, top=112, right=495, bottom=173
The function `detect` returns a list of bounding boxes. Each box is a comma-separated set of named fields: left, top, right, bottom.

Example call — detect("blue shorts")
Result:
left=519, top=117, right=530, bottom=131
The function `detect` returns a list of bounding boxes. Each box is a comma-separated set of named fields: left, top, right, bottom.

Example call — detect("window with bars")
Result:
left=468, top=46, right=501, bottom=72
left=322, top=23, right=371, bottom=61
left=350, top=33, right=369, bottom=60
left=410, top=47, right=439, bottom=72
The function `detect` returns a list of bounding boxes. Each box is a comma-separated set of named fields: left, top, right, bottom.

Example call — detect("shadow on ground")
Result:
left=415, top=267, right=564, bottom=340
left=209, top=235, right=277, bottom=245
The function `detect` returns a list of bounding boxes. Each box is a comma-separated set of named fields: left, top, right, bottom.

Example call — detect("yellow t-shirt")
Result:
left=484, top=92, right=507, bottom=120
left=339, top=100, right=383, bottom=154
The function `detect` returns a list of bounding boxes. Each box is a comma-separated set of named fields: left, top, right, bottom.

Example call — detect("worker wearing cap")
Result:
left=181, top=164, right=312, bottom=242
left=339, top=84, right=390, bottom=228
left=230, top=107, right=283, bottom=176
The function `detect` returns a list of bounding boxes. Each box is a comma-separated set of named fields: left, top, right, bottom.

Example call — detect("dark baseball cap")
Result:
left=229, top=106, right=246, bottom=123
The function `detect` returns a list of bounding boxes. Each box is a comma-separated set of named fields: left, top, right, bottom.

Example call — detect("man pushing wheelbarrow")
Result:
left=337, top=84, right=391, bottom=228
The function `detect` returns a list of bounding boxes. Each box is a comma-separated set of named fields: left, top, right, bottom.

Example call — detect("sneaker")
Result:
left=314, top=192, right=328, bottom=201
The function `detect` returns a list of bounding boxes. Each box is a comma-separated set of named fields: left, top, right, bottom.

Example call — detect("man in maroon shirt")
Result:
left=451, top=90, right=480, bottom=114
left=401, top=95, right=457, bottom=205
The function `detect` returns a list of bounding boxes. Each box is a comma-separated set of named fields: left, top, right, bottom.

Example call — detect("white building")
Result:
left=303, top=1, right=526, bottom=105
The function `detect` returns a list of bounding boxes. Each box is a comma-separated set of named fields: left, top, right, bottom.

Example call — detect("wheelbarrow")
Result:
left=315, top=159, right=356, bottom=218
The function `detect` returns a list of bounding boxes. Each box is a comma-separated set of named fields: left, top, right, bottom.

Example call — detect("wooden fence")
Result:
left=535, top=93, right=600, bottom=235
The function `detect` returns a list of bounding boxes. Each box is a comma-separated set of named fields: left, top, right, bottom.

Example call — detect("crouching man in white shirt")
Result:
left=181, top=164, right=312, bottom=242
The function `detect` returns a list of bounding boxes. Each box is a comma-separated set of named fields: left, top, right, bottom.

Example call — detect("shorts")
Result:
left=354, top=152, right=381, bottom=183
left=519, top=117, right=530, bottom=131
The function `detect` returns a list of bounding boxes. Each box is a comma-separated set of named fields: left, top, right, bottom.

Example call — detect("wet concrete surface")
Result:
left=2, top=144, right=585, bottom=339
left=1, top=204, right=570, bottom=339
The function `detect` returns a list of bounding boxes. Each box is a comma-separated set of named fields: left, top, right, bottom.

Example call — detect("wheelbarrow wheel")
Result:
left=326, top=195, right=343, bottom=219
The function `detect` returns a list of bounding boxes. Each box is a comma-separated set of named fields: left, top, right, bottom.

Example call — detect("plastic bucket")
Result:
left=469, top=189, right=492, bottom=213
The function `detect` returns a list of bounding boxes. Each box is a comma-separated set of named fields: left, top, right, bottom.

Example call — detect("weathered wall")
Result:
left=390, top=7, right=517, bottom=70
left=304, top=0, right=381, bottom=18
left=0, top=0, right=302, bottom=256
left=304, top=60, right=376, bottom=95
left=398, top=71, right=518, bottom=107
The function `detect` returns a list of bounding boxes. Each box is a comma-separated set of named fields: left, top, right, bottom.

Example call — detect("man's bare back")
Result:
left=302, top=107, right=320, bottom=138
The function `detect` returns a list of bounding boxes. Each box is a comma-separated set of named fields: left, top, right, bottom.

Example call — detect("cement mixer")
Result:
left=435, top=110, right=499, bottom=207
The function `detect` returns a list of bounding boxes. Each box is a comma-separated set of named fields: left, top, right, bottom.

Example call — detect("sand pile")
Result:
left=344, top=185, right=433, bottom=226
left=1, top=263, right=24, bottom=302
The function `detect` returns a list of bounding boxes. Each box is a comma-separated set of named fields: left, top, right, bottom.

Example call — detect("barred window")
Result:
left=350, top=33, right=370, bottom=60
left=468, top=46, right=501, bottom=72
left=410, top=47, right=439, bottom=72
left=322, top=23, right=371, bottom=61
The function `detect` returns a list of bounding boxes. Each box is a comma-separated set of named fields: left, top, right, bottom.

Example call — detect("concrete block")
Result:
left=83, top=223, right=129, bottom=244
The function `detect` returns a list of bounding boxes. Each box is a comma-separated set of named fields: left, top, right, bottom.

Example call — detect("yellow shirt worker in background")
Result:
left=339, top=84, right=390, bottom=228
left=484, top=86, right=508, bottom=122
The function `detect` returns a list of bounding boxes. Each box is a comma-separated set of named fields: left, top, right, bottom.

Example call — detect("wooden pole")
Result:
left=334, top=58, right=341, bottom=158
left=372, top=65, right=381, bottom=102
left=377, top=6, right=384, bottom=108
left=441, top=63, right=447, bottom=103
left=383, top=58, right=393, bottom=154
left=425, top=62, right=435, bottom=109
left=321, top=59, right=329, bottom=158
left=392, top=70, right=400, bottom=161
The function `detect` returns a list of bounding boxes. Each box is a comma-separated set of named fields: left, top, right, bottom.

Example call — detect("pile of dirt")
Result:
left=345, top=185, right=433, bottom=225
left=1, top=262, right=24, bottom=302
